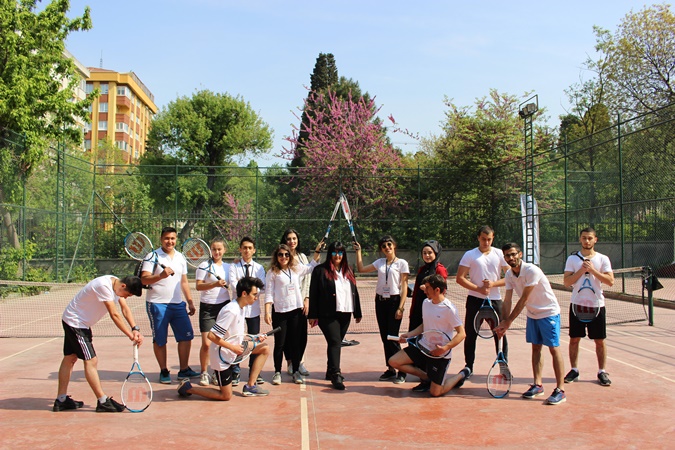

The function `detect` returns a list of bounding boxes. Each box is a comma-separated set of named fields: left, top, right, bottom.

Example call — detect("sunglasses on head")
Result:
left=277, top=252, right=290, bottom=258
left=331, top=251, right=344, bottom=257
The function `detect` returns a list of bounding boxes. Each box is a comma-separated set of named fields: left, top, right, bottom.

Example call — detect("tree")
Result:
left=0, top=0, right=92, bottom=249
left=143, top=89, right=273, bottom=240
left=589, top=3, right=675, bottom=115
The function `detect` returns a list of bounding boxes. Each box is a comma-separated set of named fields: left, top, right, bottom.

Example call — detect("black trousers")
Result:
left=283, top=311, right=308, bottom=365
left=318, top=312, right=352, bottom=376
left=272, top=308, right=304, bottom=373
left=463, top=295, right=508, bottom=370
left=375, top=295, right=402, bottom=367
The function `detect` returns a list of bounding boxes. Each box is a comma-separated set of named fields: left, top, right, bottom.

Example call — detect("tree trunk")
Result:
left=0, top=186, right=21, bottom=249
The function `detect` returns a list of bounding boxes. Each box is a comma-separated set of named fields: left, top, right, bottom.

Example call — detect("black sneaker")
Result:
left=564, top=369, right=579, bottom=383
left=53, top=396, right=84, bottom=412
left=96, top=397, right=125, bottom=413
left=597, top=372, right=611, bottom=386
left=454, top=367, right=472, bottom=389
left=331, top=373, right=345, bottom=391
left=378, top=369, right=396, bottom=381
left=412, top=381, right=431, bottom=392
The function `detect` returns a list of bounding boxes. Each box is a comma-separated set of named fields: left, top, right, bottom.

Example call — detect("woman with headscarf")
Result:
left=409, top=240, right=448, bottom=331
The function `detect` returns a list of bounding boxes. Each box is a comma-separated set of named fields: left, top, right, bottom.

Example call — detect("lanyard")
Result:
left=282, top=268, right=293, bottom=283
left=385, top=258, right=397, bottom=283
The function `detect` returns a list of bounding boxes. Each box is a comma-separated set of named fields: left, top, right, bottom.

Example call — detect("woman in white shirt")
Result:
left=265, top=241, right=322, bottom=385
left=354, top=235, right=410, bottom=384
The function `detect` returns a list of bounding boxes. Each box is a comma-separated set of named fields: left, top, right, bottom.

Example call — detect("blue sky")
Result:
left=65, top=0, right=650, bottom=166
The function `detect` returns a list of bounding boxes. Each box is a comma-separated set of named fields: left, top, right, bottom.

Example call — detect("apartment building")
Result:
left=84, top=68, right=158, bottom=163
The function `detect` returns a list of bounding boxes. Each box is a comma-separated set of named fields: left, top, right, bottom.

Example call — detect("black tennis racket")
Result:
left=182, top=238, right=227, bottom=288
left=120, top=344, right=153, bottom=412
left=388, top=329, right=453, bottom=359
left=219, top=327, right=281, bottom=365
left=124, top=231, right=171, bottom=275
left=571, top=252, right=600, bottom=322
left=473, top=298, right=499, bottom=339
left=486, top=337, right=511, bottom=398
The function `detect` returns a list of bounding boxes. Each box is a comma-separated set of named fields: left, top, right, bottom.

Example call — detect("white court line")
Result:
left=560, top=337, right=675, bottom=383
left=0, top=338, right=57, bottom=363
left=609, top=329, right=675, bottom=349
left=301, top=397, right=309, bottom=450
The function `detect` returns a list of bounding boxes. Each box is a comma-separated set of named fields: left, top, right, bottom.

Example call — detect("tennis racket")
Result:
left=339, top=192, right=356, bottom=243
left=571, top=252, right=600, bottom=322
left=182, top=238, right=227, bottom=288
left=120, top=344, right=153, bottom=412
left=387, top=329, right=453, bottom=359
left=473, top=298, right=499, bottom=339
left=324, top=200, right=342, bottom=241
left=219, top=327, right=281, bottom=365
left=486, top=337, right=511, bottom=398
left=124, top=231, right=171, bottom=275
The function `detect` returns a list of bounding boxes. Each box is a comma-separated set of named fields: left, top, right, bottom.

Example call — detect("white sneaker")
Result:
left=211, top=372, right=219, bottom=386
left=199, top=372, right=211, bottom=386
left=272, top=372, right=282, bottom=385
left=293, top=371, right=305, bottom=384
left=286, top=361, right=293, bottom=375
left=298, top=362, right=310, bottom=377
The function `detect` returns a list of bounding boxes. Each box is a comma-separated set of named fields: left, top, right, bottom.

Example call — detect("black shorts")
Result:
left=199, top=301, right=229, bottom=333
left=62, top=321, right=96, bottom=360
left=568, top=305, right=607, bottom=340
left=213, top=367, right=235, bottom=387
left=404, top=345, right=451, bottom=386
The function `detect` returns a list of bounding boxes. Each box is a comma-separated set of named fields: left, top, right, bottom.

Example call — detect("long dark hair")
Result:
left=280, top=228, right=302, bottom=253
left=321, top=241, right=356, bottom=284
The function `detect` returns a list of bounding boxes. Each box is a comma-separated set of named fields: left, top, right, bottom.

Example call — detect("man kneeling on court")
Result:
left=54, top=275, right=144, bottom=412
left=389, top=275, right=468, bottom=396
left=177, top=277, right=270, bottom=400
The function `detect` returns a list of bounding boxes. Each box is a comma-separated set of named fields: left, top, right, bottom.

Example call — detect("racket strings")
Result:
left=121, top=373, right=152, bottom=412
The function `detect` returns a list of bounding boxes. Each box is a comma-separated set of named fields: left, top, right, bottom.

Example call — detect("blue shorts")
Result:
left=146, top=302, right=194, bottom=346
left=525, top=314, right=560, bottom=347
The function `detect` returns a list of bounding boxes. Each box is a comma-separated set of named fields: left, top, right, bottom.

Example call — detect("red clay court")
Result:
left=0, top=278, right=673, bottom=449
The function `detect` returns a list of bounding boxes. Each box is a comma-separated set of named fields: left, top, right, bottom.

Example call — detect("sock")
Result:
left=98, top=395, right=108, bottom=404
left=598, top=369, right=606, bottom=374
left=571, top=368, right=579, bottom=373
left=57, top=394, right=67, bottom=402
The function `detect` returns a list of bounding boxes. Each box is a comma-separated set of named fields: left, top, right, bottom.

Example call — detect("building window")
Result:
left=117, top=86, right=130, bottom=97
left=84, top=139, right=91, bottom=150
left=85, top=83, right=94, bottom=94
left=98, top=121, right=108, bottom=131
left=99, top=102, right=108, bottom=113
left=84, top=122, right=92, bottom=132
left=115, top=140, right=128, bottom=151
left=115, top=122, right=129, bottom=133
left=100, top=84, right=109, bottom=94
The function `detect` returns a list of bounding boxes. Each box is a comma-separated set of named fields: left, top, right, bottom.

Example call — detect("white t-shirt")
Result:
left=209, top=300, right=245, bottom=370
left=264, top=261, right=317, bottom=313
left=142, top=248, right=188, bottom=304
left=229, top=259, right=266, bottom=318
left=335, top=271, right=354, bottom=313
left=196, top=261, right=231, bottom=305
left=373, top=258, right=410, bottom=297
left=62, top=276, right=119, bottom=329
left=421, top=298, right=463, bottom=360
left=504, top=262, right=561, bottom=320
left=564, top=252, right=612, bottom=307
left=458, top=247, right=507, bottom=299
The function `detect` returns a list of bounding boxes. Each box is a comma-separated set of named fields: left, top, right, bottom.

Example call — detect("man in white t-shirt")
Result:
left=455, top=225, right=509, bottom=376
left=54, top=275, right=144, bottom=413
left=495, top=243, right=566, bottom=405
left=140, top=226, right=197, bottom=384
left=389, top=274, right=468, bottom=397
left=563, top=227, right=614, bottom=387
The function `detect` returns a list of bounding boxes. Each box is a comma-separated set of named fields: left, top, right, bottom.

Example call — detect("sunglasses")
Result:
left=277, top=252, right=290, bottom=258
left=380, top=242, right=394, bottom=249
left=331, top=251, right=344, bottom=257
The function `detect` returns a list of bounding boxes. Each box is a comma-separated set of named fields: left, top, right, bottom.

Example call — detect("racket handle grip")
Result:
left=266, top=327, right=281, bottom=336
left=387, top=335, right=400, bottom=341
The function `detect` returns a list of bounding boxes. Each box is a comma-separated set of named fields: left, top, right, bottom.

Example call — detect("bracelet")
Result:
left=314, top=250, right=321, bottom=253
left=397, top=308, right=404, bottom=312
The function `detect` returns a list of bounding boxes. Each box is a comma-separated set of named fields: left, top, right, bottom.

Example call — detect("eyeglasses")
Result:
left=277, top=252, right=290, bottom=258
left=331, top=251, right=344, bottom=257
left=381, top=242, right=394, bottom=249
left=504, top=252, right=519, bottom=259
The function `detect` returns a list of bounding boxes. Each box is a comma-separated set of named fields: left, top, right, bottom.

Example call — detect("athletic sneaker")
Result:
left=394, top=372, right=406, bottom=384
left=293, top=371, right=305, bottom=384
left=287, top=361, right=294, bottom=375
left=598, top=372, right=612, bottom=386
left=199, top=372, right=211, bottom=386
left=331, top=373, right=346, bottom=391
left=256, top=376, right=265, bottom=385
left=96, top=397, right=125, bottom=412
left=243, top=384, right=270, bottom=397
left=211, top=372, right=220, bottom=386
left=378, top=369, right=397, bottom=381
left=272, top=372, right=282, bottom=385
left=564, top=369, right=579, bottom=383
left=462, top=366, right=473, bottom=379
left=455, top=367, right=472, bottom=389
left=159, top=369, right=171, bottom=384
left=177, top=379, right=192, bottom=397
left=546, top=388, right=566, bottom=405
left=298, top=362, right=310, bottom=377
left=522, top=384, right=545, bottom=399
left=232, top=372, right=240, bottom=387
left=177, top=367, right=200, bottom=380
left=412, top=381, right=431, bottom=392
left=53, top=395, right=84, bottom=412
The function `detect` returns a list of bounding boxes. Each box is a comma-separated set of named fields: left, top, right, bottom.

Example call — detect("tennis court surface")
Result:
left=0, top=278, right=673, bottom=448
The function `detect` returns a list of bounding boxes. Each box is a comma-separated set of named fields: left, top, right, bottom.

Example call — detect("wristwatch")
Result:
left=131, top=325, right=140, bottom=332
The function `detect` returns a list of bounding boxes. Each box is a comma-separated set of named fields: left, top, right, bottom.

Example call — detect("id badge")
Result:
left=284, top=283, right=297, bottom=301
left=382, top=286, right=391, bottom=298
